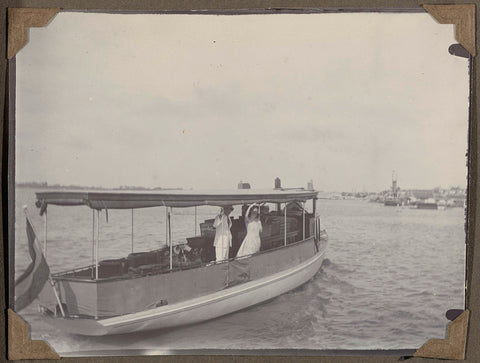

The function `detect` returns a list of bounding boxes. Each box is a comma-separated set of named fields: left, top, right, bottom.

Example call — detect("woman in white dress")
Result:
left=236, top=204, right=262, bottom=258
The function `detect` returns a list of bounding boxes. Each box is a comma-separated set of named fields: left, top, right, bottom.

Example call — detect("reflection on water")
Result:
left=14, top=187, right=465, bottom=353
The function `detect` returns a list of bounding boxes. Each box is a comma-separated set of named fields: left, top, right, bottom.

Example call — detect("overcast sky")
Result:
left=15, top=12, right=469, bottom=192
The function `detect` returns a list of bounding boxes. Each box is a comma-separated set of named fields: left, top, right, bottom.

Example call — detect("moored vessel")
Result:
left=384, top=170, right=403, bottom=206
left=416, top=198, right=438, bottom=209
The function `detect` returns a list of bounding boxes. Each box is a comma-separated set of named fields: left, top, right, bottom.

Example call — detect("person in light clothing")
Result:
left=213, top=205, right=233, bottom=262
left=236, top=203, right=262, bottom=258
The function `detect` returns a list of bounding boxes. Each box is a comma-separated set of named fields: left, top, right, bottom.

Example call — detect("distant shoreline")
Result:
left=15, top=183, right=466, bottom=201
left=15, top=183, right=181, bottom=191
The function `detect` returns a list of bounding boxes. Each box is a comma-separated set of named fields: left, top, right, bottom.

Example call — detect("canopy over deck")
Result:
left=35, top=189, right=318, bottom=211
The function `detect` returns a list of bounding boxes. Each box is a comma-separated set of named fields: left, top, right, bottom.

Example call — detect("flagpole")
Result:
left=23, top=206, right=65, bottom=318
left=49, top=279, right=65, bottom=317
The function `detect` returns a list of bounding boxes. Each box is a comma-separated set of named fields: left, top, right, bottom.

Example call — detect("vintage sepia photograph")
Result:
left=11, top=11, right=468, bottom=356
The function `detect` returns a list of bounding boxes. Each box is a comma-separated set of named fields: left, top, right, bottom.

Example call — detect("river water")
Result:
left=13, top=187, right=466, bottom=354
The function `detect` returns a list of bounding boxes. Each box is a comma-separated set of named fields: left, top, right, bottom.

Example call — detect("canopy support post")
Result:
left=91, top=209, right=95, bottom=279
left=165, top=206, right=168, bottom=248
left=317, top=217, right=320, bottom=241
left=95, top=210, right=99, bottom=280
left=168, top=208, right=173, bottom=271
left=194, top=206, right=197, bottom=236
left=284, top=202, right=287, bottom=246
left=43, top=210, right=47, bottom=259
left=302, top=201, right=305, bottom=240
left=131, top=209, right=134, bottom=253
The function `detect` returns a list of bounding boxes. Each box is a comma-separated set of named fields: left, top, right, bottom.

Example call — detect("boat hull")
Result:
left=416, top=203, right=438, bottom=210
left=45, top=238, right=327, bottom=336
left=384, top=199, right=401, bottom=206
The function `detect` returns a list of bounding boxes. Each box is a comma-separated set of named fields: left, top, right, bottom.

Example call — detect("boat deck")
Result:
left=54, top=230, right=305, bottom=282
left=55, top=210, right=311, bottom=282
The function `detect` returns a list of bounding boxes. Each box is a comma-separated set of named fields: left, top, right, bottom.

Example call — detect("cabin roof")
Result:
left=35, top=188, right=318, bottom=210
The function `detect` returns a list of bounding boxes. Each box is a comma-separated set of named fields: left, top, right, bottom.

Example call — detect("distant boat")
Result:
left=384, top=171, right=402, bottom=206
left=447, top=199, right=466, bottom=208
left=384, top=196, right=402, bottom=206
left=437, top=200, right=447, bottom=210
left=416, top=198, right=438, bottom=210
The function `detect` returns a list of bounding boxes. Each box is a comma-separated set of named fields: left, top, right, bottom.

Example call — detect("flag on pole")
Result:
left=14, top=217, right=50, bottom=311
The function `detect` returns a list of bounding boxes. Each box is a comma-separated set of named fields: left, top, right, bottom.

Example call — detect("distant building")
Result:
left=409, top=190, right=434, bottom=199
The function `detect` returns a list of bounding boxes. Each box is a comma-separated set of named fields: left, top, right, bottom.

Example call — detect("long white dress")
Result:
left=236, top=220, right=262, bottom=257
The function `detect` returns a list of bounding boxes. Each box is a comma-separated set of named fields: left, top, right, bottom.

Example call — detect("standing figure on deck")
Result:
left=213, top=205, right=233, bottom=262
left=237, top=204, right=262, bottom=257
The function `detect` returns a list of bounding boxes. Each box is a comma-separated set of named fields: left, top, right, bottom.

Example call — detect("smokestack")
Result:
left=238, top=181, right=251, bottom=189
left=307, top=180, right=314, bottom=191
left=274, top=177, right=281, bottom=189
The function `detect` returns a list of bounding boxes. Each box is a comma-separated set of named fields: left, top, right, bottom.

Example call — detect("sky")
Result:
left=15, top=12, right=469, bottom=192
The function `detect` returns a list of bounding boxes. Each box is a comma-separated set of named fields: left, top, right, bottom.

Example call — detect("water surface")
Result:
left=13, top=187, right=466, bottom=354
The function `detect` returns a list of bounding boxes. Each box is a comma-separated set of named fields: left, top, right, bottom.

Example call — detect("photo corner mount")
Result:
left=7, top=309, right=60, bottom=360
left=414, top=309, right=470, bottom=360
left=7, top=8, right=60, bottom=60
left=423, top=4, right=476, bottom=57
